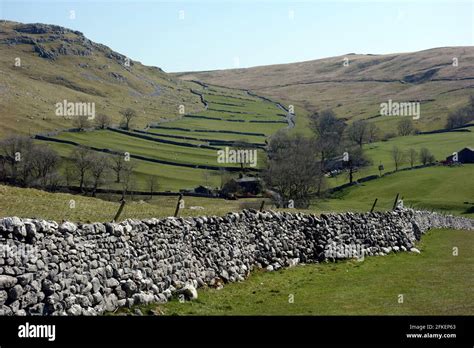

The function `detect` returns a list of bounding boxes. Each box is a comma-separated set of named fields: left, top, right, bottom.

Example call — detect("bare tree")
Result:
left=111, top=154, right=127, bottom=183
left=95, top=113, right=111, bottom=129
left=419, top=147, right=435, bottom=165
left=147, top=175, right=159, bottom=199
left=0, top=157, right=7, bottom=183
left=366, top=123, right=380, bottom=143
left=73, top=116, right=91, bottom=131
left=30, top=145, right=60, bottom=188
left=88, top=153, right=111, bottom=197
left=120, top=108, right=137, bottom=130
left=265, top=132, right=321, bottom=208
left=64, top=163, right=75, bottom=187
left=308, top=110, right=346, bottom=194
left=343, top=146, right=371, bottom=183
left=347, top=120, right=368, bottom=148
left=0, top=135, right=34, bottom=185
left=120, top=162, right=136, bottom=199
left=391, top=146, right=404, bottom=171
left=17, top=151, right=35, bottom=187
left=397, top=118, right=415, bottom=136
left=0, top=136, right=61, bottom=189
left=407, top=148, right=418, bottom=168
left=71, top=146, right=94, bottom=192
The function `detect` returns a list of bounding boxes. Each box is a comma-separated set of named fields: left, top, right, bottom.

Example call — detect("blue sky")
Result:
left=1, top=0, right=473, bottom=72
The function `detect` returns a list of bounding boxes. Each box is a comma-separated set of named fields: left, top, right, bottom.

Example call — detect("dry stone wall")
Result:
left=0, top=209, right=472, bottom=316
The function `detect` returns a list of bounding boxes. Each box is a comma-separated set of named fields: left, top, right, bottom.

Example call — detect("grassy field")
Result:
left=160, top=116, right=284, bottom=134
left=144, top=128, right=266, bottom=144
left=1, top=165, right=472, bottom=221
left=327, top=130, right=474, bottom=186
left=36, top=140, right=224, bottom=192
left=0, top=185, right=264, bottom=222
left=319, top=165, right=474, bottom=218
left=117, top=228, right=473, bottom=315
left=34, top=83, right=283, bottom=191
left=51, top=130, right=242, bottom=168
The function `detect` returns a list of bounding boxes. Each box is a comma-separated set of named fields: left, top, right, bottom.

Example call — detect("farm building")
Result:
left=235, top=176, right=262, bottom=195
left=194, top=185, right=215, bottom=195
left=445, top=147, right=474, bottom=163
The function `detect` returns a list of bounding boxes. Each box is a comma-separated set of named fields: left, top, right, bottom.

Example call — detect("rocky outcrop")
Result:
left=2, top=22, right=129, bottom=63
left=0, top=209, right=471, bottom=316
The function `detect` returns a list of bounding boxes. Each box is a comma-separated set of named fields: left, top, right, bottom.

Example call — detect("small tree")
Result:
left=73, top=116, right=91, bottom=131
left=0, top=135, right=34, bottom=184
left=120, top=162, right=135, bottom=199
left=308, top=110, right=346, bottom=195
left=265, top=132, right=322, bottom=208
left=120, top=108, right=137, bottom=130
left=147, top=175, right=159, bottom=199
left=419, top=147, right=435, bottom=165
left=88, top=153, right=111, bottom=197
left=407, top=148, right=418, bottom=168
left=111, top=154, right=127, bottom=183
left=366, top=123, right=380, bottom=143
left=71, top=146, right=94, bottom=192
left=64, top=163, right=75, bottom=186
left=347, top=120, right=368, bottom=148
left=95, top=113, right=111, bottom=129
left=397, top=118, right=415, bottom=136
left=343, top=146, right=371, bottom=183
left=391, top=145, right=404, bottom=171
left=30, top=145, right=60, bottom=188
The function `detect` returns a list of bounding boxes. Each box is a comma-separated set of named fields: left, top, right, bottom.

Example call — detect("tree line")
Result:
left=0, top=135, right=159, bottom=198
left=72, top=107, right=138, bottom=131
left=263, top=110, right=437, bottom=208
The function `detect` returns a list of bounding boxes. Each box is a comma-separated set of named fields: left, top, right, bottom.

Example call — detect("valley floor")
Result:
left=1, top=164, right=472, bottom=222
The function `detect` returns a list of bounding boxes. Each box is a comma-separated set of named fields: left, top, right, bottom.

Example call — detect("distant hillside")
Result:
left=177, top=47, right=474, bottom=133
left=0, top=20, right=203, bottom=137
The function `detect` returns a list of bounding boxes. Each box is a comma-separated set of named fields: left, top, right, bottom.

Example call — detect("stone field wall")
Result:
left=0, top=209, right=472, bottom=315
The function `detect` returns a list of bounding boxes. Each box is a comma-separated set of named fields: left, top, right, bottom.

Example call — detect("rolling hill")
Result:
left=177, top=47, right=474, bottom=133
left=0, top=20, right=204, bottom=137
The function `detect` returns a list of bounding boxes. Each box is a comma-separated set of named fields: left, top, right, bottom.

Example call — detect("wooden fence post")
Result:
left=174, top=194, right=183, bottom=217
left=113, top=199, right=126, bottom=222
left=392, top=193, right=400, bottom=210
left=259, top=200, right=265, bottom=212
left=370, top=198, right=378, bottom=213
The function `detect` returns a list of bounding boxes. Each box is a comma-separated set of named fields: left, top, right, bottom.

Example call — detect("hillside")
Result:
left=0, top=21, right=291, bottom=192
left=177, top=47, right=474, bottom=133
left=0, top=20, right=203, bottom=137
